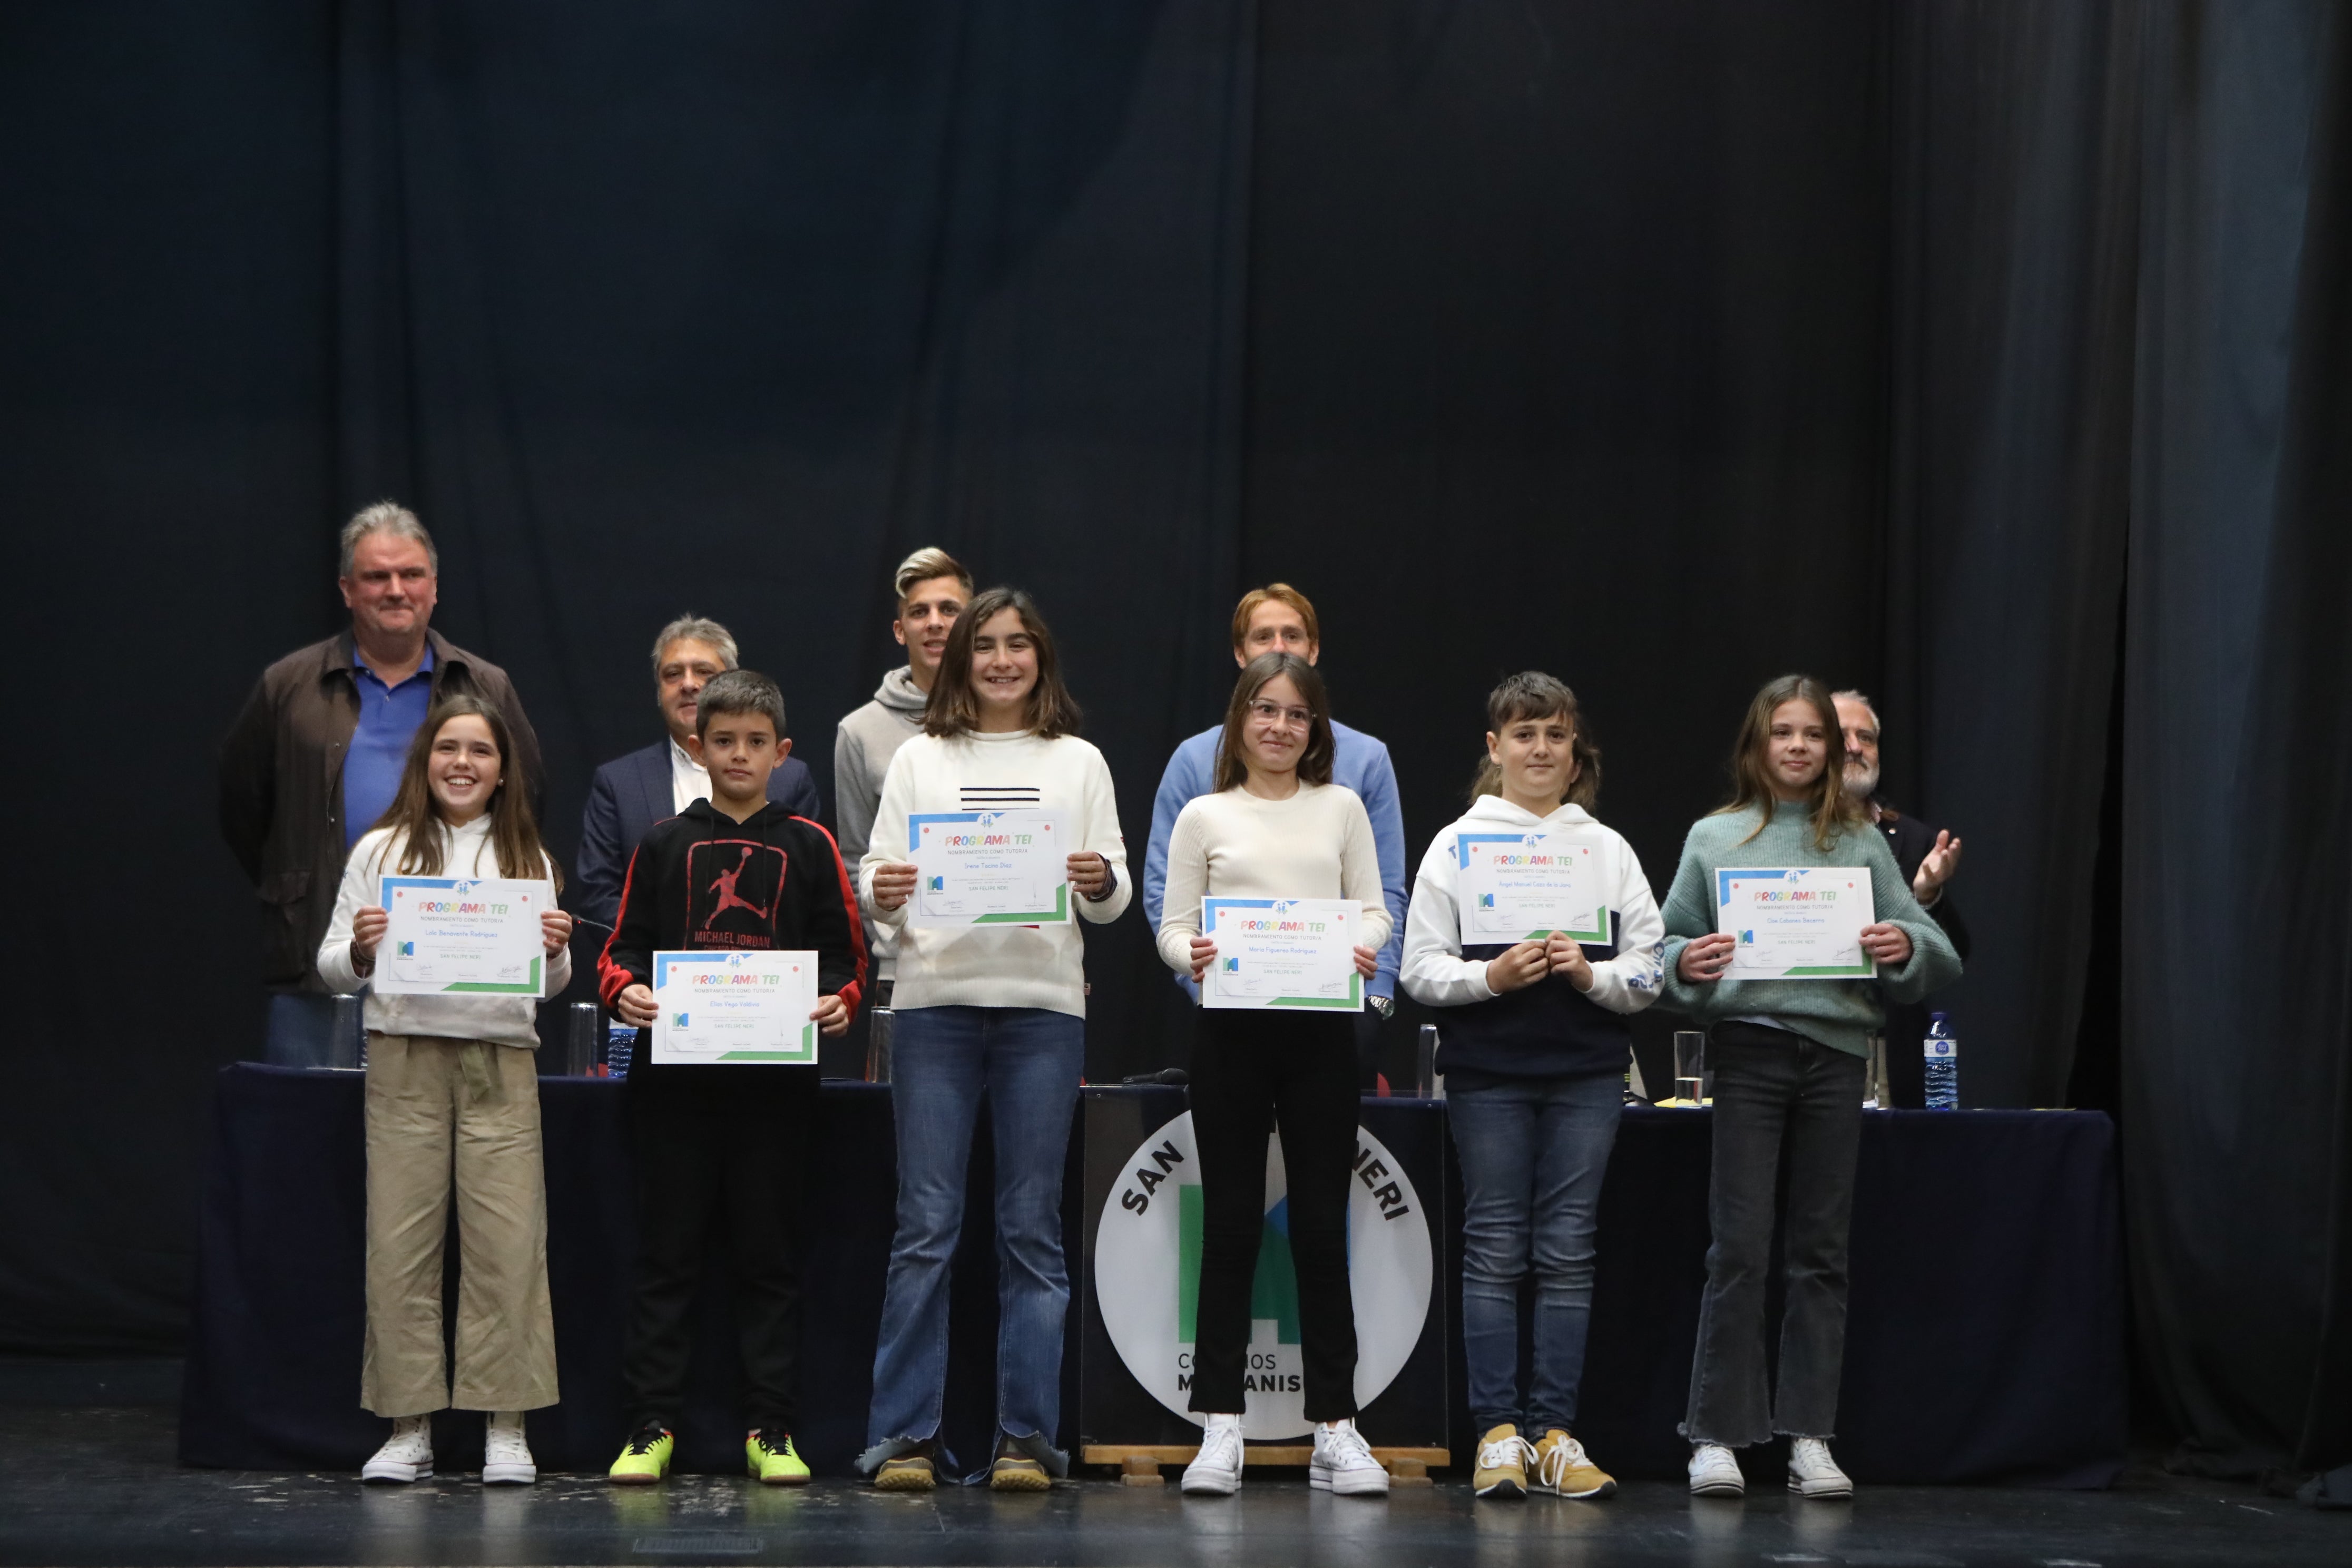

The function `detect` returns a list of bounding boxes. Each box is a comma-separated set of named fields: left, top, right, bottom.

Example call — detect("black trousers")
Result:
left=623, top=1067, right=817, bottom=1434
left=1681, top=1021, right=1865, bottom=1446
left=1187, top=1008, right=1361, bottom=1422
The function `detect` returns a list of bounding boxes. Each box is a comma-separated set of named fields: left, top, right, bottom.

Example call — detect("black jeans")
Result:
left=1681, top=1022, right=1865, bottom=1447
left=1187, top=1008, right=1361, bottom=1422
left=623, top=1069, right=817, bottom=1434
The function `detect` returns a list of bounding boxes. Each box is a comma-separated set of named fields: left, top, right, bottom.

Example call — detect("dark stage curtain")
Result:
left=2118, top=2, right=2352, bottom=1478
left=4, top=0, right=2347, bottom=1488
left=1890, top=1, right=2352, bottom=1476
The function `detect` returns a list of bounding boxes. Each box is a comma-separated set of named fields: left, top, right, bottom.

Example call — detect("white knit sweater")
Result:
left=1155, top=782, right=1395, bottom=974
left=316, top=816, right=569, bottom=1050
left=859, top=729, right=1131, bottom=1017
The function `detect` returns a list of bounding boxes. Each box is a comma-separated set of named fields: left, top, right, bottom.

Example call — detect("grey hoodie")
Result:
left=834, top=667, right=930, bottom=975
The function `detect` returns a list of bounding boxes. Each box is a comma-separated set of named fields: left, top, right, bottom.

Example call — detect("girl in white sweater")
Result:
left=856, top=588, right=1129, bottom=1493
left=1158, top=652, right=1394, bottom=1499
left=316, top=696, right=573, bottom=1488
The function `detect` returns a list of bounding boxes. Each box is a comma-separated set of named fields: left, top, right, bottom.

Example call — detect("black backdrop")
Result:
left=3, top=0, right=2346, bottom=1480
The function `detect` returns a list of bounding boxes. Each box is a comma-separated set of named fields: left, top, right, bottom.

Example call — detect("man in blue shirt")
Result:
left=1143, top=584, right=1409, bottom=1079
left=220, top=503, right=541, bottom=1065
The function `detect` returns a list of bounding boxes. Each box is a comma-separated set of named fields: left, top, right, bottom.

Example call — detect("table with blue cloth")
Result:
left=180, top=1066, right=2122, bottom=1484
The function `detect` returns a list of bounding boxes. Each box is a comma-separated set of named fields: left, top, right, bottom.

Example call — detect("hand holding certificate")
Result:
left=375, top=876, right=552, bottom=996
left=907, top=809, right=1071, bottom=927
left=1201, top=897, right=1364, bottom=1011
left=1714, top=867, right=1875, bottom=979
left=649, top=949, right=821, bottom=1064
left=1455, top=831, right=1610, bottom=945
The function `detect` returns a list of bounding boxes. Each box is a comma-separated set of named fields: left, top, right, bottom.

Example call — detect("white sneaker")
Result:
left=1687, top=1442, right=1743, bottom=1497
left=1309, top=1418, right=1389, bottom=1497
left=1181, top=1414, right=1245, bottom=1496
left=1786, top=1437, right=1853, bottom=1499
left=483, top=1420, right=537, bottom=1486
left=362, top=1417, right=434, bottom=1483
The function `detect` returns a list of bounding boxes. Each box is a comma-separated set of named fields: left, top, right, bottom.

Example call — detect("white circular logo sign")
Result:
left=1092, top=1111, right=1432, bottom=1440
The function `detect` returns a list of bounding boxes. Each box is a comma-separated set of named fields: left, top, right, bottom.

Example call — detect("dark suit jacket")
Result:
left=575, top=740, right=821, bottom=930
left=1874, top=796, right=1967, bottom=1106
left=1874, top=801, right=1969, bottom=961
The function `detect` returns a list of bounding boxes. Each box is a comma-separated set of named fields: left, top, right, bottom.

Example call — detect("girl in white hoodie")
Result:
left=1401, top=672, right=1662, bottom=1503
left=317, top=695, right=573, bottom=1488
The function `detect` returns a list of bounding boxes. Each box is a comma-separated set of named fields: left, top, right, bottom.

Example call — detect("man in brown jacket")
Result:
left=218, top=502, right=542, bottom=1063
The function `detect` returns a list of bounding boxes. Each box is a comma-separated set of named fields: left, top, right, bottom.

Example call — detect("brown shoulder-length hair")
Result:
left=1716, top=673, right=1864, bottom=851
left=1214, top=652, right=1336, bottom=792
left=923, top=586, right=1083, bottom=739
left=374, top=695, right=562, bottom=890
left=1469, top=670, right=1602, bottom=810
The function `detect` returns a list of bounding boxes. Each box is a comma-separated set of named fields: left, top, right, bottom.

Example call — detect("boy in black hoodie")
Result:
left=597, top=669, right=866, bottom=1485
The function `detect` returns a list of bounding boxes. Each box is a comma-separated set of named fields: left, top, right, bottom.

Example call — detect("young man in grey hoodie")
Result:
left=833, top=547, right=972, bottom=997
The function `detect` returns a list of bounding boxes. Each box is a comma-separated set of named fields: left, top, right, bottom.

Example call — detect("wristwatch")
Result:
left=1368, top=994, right=1395, bottom=1021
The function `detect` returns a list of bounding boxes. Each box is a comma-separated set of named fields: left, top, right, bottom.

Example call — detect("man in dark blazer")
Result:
left=1836, top=690, right=1968, bottom=1107
left=577, top=616, right=820, bottom=932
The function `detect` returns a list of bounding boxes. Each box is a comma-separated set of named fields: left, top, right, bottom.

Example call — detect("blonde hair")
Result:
left=895, top=547, right=973, bottom=603
left=1229, top=582, right=1320, bottom=653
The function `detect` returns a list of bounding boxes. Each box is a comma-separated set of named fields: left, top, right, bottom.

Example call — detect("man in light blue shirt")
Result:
left=1143, top=584, right=1409, bottom=1064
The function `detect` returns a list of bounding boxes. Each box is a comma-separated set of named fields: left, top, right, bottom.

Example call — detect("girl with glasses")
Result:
left=1156, top=651, right=1394, bottom=1498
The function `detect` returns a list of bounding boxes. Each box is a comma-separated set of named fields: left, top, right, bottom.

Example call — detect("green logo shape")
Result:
left=1177, top=1184, right=1301, bottom=1345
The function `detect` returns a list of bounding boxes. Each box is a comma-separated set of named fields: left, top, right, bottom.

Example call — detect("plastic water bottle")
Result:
left=606, top=1021, right=636, bottom=1081
left=1924, top=1013, right=1959, bottom=1110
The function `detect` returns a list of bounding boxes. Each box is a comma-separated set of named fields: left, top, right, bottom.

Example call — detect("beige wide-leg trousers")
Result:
left=361, top=1033, right=558, bottom=1416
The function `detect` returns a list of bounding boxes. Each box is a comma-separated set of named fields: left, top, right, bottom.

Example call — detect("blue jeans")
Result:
left=1448, top=1072, right=1623, bottom=1435
left=863, top=1006, right=1084, bottom=1473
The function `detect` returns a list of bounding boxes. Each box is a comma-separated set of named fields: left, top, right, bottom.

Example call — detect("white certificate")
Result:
left=648, top=949, right=821, bottom=1065
left=376, top=876, right=551, bottom=996
left=1201, top=897, right=1361, bottom=1012
left=907, top=809, right=1071, bottom=927
left=1716, top=867, right=1876, bottom=980
left=1455, top=831, right=1610, bottom=945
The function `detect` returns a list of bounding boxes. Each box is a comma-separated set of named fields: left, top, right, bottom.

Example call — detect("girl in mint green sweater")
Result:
left=1658, top=675, right=1961, bottom=1501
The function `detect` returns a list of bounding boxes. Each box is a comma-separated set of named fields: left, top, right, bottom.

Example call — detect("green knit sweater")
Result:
left=1657, top=800, right=1962, bottom=1058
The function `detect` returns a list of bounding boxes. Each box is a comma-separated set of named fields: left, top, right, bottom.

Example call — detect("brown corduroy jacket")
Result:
left=217, top=628, right=542, bottom=989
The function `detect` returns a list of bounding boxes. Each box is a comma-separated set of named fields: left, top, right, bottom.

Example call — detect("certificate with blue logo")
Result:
left=1201, top=896, right=1361, bottom=1011
left=376, top=876, right=551, bottom=996
left=1715, top=867, right=1875, bottom=979
left=648, top=949, right=821, bottom=1064
left=1455, top=831, right=1610, bottom=945
left=908, top=809, right=1070, bottom=927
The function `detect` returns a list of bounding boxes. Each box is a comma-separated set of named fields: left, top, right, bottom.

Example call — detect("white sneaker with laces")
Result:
left=483, top=1418, right=537, bottom=1486
left=362, top=1416, right=434, bottom=1484
left=1687, top=1442, right=1744, bottom=1497
left=1785, top=1437, right=1853, bottom=1499
left=1309, top=1418, right=1389, bottom=1496
left=1181, top=1414, right=1245, bottom=1496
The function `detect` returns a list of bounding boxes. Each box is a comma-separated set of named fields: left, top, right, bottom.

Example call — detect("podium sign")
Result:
left=1077, top=1086, right=1448, bottom=1455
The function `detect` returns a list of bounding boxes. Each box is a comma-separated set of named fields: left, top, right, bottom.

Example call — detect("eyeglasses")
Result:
left=1247, top=700, right=1314, bottom=731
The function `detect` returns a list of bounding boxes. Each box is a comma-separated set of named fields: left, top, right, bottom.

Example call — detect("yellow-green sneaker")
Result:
left=746, top=1429, right=811, bottom=1486
left=609, top=1422, right=674, bottom=1485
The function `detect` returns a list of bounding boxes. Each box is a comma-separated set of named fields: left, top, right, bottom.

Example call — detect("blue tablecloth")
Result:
left=180, top=1066, right=2122, bottom=1484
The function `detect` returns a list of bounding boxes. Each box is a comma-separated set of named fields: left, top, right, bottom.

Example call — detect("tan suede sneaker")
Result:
left=1474, top=1423, right=1532, bottom=1498
left=1533, top=1428, right=1616, bottom=1500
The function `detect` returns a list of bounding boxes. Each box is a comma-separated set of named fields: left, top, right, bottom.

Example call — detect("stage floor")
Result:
left=1, top=1366, right=2341, bottom=1568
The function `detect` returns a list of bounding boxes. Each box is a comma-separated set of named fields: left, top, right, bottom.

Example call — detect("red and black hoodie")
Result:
left=598, top=798, right=867, bottom=1086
